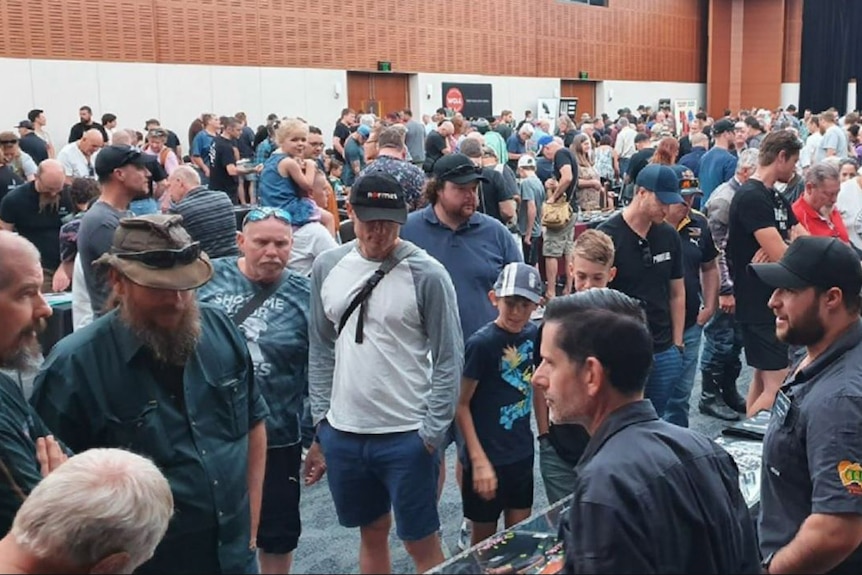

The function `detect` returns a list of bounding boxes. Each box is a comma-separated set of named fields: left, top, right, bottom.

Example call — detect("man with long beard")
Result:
left=31, top=214, right=269, bottom=574
left=750, top=237, right=862, bottom=574
left=0, top=160, right=74, bottom=292
left=0, top=231, right=67, bottom=535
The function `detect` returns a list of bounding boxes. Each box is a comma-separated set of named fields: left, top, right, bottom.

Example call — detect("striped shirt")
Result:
left=170, top=186, right=240, bottom=258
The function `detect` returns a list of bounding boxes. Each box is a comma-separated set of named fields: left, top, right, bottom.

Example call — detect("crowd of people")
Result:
left=0, top=97, right=861, bottom=575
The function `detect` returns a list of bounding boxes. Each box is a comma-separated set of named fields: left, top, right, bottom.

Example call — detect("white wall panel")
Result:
left=28, top=59, right=101, bottom=146
left=211, top=66, right=263, bottom=128
left=155, top=64, right=213, bottom=150
left=97, top=61, right=159, bottom=137
left=1, top=58, right=35, bottom=132
left=597, top=81, right=706, bottom=117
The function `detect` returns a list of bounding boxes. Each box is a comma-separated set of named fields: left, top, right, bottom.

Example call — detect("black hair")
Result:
left=308, top=125, right=322, bottom=135
left=27, top=109, right=43, bottom=122
left=543, top=289, right=653, bottom=395
left=101, top=113, right=117, bottom=125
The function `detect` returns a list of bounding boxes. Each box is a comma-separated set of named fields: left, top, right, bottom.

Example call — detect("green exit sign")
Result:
left=377, top=61, right=392, bottom=72
left=578, top=71, right=589, bottom=79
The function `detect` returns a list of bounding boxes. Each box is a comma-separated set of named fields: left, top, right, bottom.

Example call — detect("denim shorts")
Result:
left=317, top=420, right=440, bottom=541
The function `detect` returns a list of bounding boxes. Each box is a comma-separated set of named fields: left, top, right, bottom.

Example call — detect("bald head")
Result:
left=439, top=121, right=454, bottom=136
left=79, top=129, right=104, bottom=155
left=0, top=232, right=41, bottom=279
left=109, top=129, right=135, bottom=146
left=691, top=132, right=708, bottom=148
left=172, top=165, right=200, bottom=187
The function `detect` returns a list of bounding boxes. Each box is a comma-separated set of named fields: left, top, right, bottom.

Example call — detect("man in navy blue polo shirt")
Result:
left=402, top=153, right=522, bottom=340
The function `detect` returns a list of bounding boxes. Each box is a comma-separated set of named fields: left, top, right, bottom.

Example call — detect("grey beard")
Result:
left=0, top=335, right=43, bottom=374
left=119, top=302, right=202, bottom=366
left=38, top=194, right=60, bottom=214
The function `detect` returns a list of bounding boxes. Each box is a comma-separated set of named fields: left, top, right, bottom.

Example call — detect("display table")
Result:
left=429, top=412, right=767, bottom=574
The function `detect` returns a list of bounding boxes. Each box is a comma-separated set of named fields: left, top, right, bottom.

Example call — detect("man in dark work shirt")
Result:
left=209, top=118, right=242, bottom=204
left=625, top=132, right=654, bottom=184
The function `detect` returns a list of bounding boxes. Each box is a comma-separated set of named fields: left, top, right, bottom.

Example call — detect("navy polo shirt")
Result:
left=401, top=204, right=522, bottom=339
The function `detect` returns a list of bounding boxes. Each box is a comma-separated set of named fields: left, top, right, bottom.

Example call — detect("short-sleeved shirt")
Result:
left=31, top=305, right=269, bottom=573
left=423, top=131, right=447, bottom=173
left=478, top=166, right=515, bottom=224
left=170, top=186, right=240, bottom=259
left=517, top=175, right=545, bottom=238
left=819, top=125, right=849, bottom=162
left=553, top=148, right=578, bottom=205
left=0, top=181, right=74, bottom=270
left=404, top=120, right=426, bottom=163
left=342, top=137, right=365, bottom=186
left=727, top=179, right=798, bottom=324
left=0, top=373, right=57, bottom=535
left=626, top=147, right=654, bottom=182
left=461, top=321, right=538, bottom=467
left=599, top=212, right=684, bottom=351
left=56, top=142, right=95, bottom=179
left=191, top=130, right=215, bottom=164
left=359, top=155, right=425, bottom=210
left=759, top=320, right=862, bottom=573
left=676, top=210, right=719, bottom=328
left=792, top=196, right=850, bottom=242
left=78, top=200, right=128, bottom=316
left=506, top=134, right=527, bottom=171
left=288, top=222, right=338, bottom=276
left=699, top=146, right=738, bottom=201
left=332, top=122, right=351, bottom=162
left=208, top=136, right=238, bottom=199
left=18, top=132, right=49, bottom=164
left=401, top=205, right=523, bottom=339
left=198, top=259, right=310, bottom=448
left=0, top=166, right=24, bottom=202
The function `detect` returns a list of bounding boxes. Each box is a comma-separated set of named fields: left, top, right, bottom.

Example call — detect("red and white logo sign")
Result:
left=445, top=87, right=464, bottom=113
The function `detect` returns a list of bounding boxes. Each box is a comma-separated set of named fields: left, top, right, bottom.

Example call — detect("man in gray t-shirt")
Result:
left=78, top=145, right=150, bottom=318
left=401, top=110, right=426, bottom=165
left=817, top=111, right=849, bottom=162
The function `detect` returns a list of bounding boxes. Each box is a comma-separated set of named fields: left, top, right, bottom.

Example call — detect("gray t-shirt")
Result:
left=77, top=201, right=127, bottom=316
left=818, top=125, right=849, bottom=161
left=404, top=120, right=426, bottom=163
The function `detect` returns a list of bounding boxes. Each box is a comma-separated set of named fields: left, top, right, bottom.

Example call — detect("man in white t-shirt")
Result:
left=56, top=129, right=102, bottom=183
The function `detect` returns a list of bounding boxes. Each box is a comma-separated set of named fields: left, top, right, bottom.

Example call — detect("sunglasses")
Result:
left=242, top=207, right=292, bottom=227
left=116, top=242, right=202, bottom=268
left=437, top=163, right=481, bottom=181
left=679, top=178, right=700, bottom=190
left=639, top=238, right=653, bottom=268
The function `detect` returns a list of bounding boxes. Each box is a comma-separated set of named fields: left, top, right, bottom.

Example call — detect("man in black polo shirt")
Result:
left=727, top=130, right=805, bottom=416
left=599, top=164, right=686, bottom=418
left=0, top=159, right=73, bottom=291
left=663, top=167, right=730, bottom=426
left=209, top=118, right=241, bottom=204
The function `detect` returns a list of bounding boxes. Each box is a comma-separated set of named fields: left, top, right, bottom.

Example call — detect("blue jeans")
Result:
left=699, top=310, right=743, bottom=375
left=619, top=157, right=631, bottom=178
left=646, top=346, right=684, bottom=417
left=129, top=197, right=160, bottom=216
left=664, top=324, right=703, bottom=427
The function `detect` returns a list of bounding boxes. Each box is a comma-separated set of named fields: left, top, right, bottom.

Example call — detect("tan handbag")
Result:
left=541, top=197, right=573, bottom=230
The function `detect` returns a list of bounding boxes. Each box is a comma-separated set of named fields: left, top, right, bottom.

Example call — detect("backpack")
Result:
left=158, top=147, right=171, bottom=167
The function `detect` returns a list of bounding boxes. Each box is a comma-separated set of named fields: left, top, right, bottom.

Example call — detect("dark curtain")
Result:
left=798, top=0, right=857, bottom=114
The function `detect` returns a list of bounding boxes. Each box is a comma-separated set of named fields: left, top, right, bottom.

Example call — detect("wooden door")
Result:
left=346, top=72, right=409, bottom=117
left=561, top=80, right=597, bottom=120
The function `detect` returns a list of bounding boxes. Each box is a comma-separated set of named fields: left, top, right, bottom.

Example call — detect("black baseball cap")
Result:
left=432, top=154, right=488, bottom=185
left=94, top=145, right=148, bottom=178
left=349, top=171, right=408, bottom=224
left=749, top=236, right=862, bottom=295
left=713, top=119, right=735, bottom=135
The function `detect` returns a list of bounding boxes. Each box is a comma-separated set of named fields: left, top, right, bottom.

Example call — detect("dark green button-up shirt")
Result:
left=31, top=304, right=269, bottom=574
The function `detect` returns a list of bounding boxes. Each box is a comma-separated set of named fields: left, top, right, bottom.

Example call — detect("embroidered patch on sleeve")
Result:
left=838, top=461, right=862, bottom=495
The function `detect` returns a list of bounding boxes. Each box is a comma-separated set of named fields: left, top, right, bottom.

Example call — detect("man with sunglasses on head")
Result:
left=598, top=164, right=686, bottom=419
left=309, top=172, right=462, bottom=574
left=199, top=207, right=321, bottom=574
left=31, top=213, right=269, bottom=574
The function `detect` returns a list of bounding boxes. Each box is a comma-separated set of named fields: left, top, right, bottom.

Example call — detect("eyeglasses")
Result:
left=639, top=238, right=653, bottom=268
left=679, top=178, right=700, bottom=190
left=242, top=207, right=292, bottom=227
left=115, top=242, right=202, bottom=268
left=0, top=140, right=17, bottom=146
left=437, top=163, right=481, bottom=181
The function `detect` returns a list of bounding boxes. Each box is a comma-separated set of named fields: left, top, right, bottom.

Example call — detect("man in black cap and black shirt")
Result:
left=751, top=236, right=862, bottom=575
left=15, top=121, right=48, bottom=164
left=727, top=130, right=806, bottom=417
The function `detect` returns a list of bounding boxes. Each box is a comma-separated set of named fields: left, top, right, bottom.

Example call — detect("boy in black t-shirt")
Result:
left=727, top=130, right=805, bottom=416
left=533, top=230, right=617, bottom=504
left=456, top=263, right=542, bottom=547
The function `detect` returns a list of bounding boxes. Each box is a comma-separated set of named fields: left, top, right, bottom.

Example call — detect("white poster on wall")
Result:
left=537, top=98, right=559, bottom=121
left=673, top=99, right=698, bottom=137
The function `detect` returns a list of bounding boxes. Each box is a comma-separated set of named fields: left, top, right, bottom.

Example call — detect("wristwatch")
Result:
left=761, top=551, right=775, bottom=574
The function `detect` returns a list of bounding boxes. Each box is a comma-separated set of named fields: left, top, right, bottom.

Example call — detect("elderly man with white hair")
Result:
left=0, top=448, right=174, bottom=574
